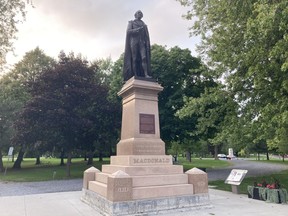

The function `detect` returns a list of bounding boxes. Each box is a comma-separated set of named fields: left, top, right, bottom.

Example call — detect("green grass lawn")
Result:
left=177, top=157, right=231, bottom=171
left=0, top=156, right=230, bottom=182
left=209, top=169, right=288, bottom=194
left=1, top=156, right=287, bottom=195
left=0, top=157, right=109, bottom=182
left=209, top=158, right=288, bottom=194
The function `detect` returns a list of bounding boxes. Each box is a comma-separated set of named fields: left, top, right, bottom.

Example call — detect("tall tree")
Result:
left=0, top=71, right=30, bottom=171
left=9, top=47, right=56, bottom=85
left=151, top=45, right=215, bottom=152
left=0, top=0, right=28, bottom=67
left=13, top=52, right=116, bottom=176
left=1, top=48, right=55, bottom=166
left=178, top=0, right=288, bottom=154
left=177, top=85, right=238, bottom=158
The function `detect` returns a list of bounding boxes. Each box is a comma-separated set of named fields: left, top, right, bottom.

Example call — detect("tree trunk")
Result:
left=66, top=152, right=72, bottom=177
left=13, top=148, right=25, bottom=169
left=214, top=145, right=218, bottom=160
left=60, top=149, right=65, bottom=166
left=35, top=155, right=41, bottom=165
left=186, top=151, right=192, bottom=162
left=87, top=151, right=93, bottom=165
left=282, top=154, right=285, bottom=162
left=98, top=151, right=103, bottom=162
left=0, top=149, right=4, bottom=172
left=266, top=151, right=270, bottom=161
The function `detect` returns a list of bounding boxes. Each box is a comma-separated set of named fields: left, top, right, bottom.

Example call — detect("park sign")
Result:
left=225, top=169, right=248, bottom=186
left=8, top=147, right=14, bottom=156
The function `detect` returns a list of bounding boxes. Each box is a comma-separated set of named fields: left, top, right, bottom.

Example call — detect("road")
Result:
left=0, top=159, right=287, bottom=196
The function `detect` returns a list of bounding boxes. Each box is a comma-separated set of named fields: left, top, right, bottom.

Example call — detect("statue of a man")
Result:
left=123, top=10, right=152, bottom=81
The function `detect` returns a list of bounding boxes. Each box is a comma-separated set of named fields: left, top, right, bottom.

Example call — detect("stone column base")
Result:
left=82, top=188, right=211, bottom=216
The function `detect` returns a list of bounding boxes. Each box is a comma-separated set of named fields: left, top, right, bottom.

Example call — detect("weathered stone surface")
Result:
left=106, top=171, right=133, bottom=202
left=133, top=184, right=194, bottom=200
left=117, top=78, right=165, bottom=155
left=82, top=188, right=211, bottom=216
left=83, top=167, right=101, bottom=189
left=101, top=164, right=183, bottom=176
left=186, top=168, right=209, bottom=194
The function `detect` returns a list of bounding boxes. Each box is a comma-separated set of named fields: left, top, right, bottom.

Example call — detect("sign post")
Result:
left=4, top=147, right=14, bottom=176
left=225, top=169, right=248, bottom=194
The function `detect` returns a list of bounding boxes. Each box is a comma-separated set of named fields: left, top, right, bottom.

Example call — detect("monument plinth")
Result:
left=116, top=78, right=165, bottom=155
left=82, top=77, right=210, bottom=215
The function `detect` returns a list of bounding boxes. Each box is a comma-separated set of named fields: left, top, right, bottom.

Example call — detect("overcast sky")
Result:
left=6, top=0, right=199, bottom=68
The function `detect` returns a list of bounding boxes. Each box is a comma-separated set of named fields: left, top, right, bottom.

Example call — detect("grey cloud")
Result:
left=29, top=0, right=195, bottom=59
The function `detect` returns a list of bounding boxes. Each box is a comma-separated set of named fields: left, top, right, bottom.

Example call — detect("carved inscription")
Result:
left=133, top=158, right=170, bottom=165
left=135, top=144, right=163, bottom=154
left=117, top=187, right=129, bottom=193
left=139, top=114, right=155, bottom=134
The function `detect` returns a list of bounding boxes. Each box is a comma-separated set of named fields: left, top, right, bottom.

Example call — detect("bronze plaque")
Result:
left=139, top=114, right=155, bottom=134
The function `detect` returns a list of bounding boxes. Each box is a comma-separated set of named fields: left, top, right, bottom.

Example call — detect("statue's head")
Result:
left=134, top=10, right=143, bottom=19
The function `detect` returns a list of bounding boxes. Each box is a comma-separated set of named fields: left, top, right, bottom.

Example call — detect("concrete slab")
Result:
left=0, top=189, right=287, bottom=216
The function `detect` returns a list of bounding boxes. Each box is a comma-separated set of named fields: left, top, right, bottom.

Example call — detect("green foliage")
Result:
left=151, top=45, right=214, bottom=150
left=0, top=48, right=56, bottom=171
left=12, top=52, right=118, bottom=171
left=107, top=54, right=124, bottom=103
left=0, top=0, right=27, bottom=67
left=178, top=0, right=288, bottom=154
left=8, top=47, right=56, bottom=85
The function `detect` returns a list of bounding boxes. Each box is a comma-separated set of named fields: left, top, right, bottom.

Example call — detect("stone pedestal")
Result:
left=116, top=78, right=165, bottom=155
left=82, top=77, right=210, bottom=215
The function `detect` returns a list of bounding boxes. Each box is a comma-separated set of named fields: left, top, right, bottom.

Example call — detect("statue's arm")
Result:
left=127, top=21, right=143, bottom=35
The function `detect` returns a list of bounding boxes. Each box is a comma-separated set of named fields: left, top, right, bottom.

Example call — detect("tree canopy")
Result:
left=0, top=0, right=27, bottom=67
left=178, top=0, right=288, bottom=156
left=151, top=45, right=217, bottom=154
left=12, top=52, right=119, bottom=174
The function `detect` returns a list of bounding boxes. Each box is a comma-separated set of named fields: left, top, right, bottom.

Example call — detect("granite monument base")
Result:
left=82, top=188, right=211, bottom=216
left=81, top=77, right=210, bottom=215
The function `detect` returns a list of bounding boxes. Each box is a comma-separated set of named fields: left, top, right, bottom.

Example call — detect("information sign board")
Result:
left=225, top=169, right=248, bottom=185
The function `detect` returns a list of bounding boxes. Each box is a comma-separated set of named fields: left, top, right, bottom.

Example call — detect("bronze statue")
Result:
left=123, top=10, right=152, bottom=81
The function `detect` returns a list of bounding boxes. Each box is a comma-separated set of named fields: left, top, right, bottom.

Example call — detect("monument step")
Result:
left=132, top=184, right=194, bottom=200
left=96, top=173, right=188, bottom=187
left=88, top=181, right=107, bottom=198
left=101, top=164, right=183, bottom=176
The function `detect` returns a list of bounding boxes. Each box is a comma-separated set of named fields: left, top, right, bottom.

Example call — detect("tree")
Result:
left=178, top=0, right=288, bottom=155
left=151, top=45, right=216, bottom=153
left=9, top=47, right=56, bottom=85
left=177, top=85, right=238, bottom=159
left=0, top=0, right=28, bottom=67
left=13, top=52, right=117, bottom=176
left=0, top=71, right=30, bottom=171
left=111, top=45, right=216, bottom=157
left=1, top=48, right=55, bottom=166
left=0, top=86, right=19, bottom=171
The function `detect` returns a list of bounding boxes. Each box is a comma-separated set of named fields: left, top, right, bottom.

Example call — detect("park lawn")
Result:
left=1, top=157, right=230, bottom=182
left=178, top=157, right=231, bottom=171
left=209, top=169, right=288, bottom=195
left=0, top=157, right=110, bottom=182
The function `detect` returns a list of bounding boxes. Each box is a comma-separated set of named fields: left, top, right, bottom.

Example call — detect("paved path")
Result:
left=0, top=189, right=287, bottom=216
left=0, top=159, right=287, bottom=196
left=207, top=159, right=288, bottom=181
